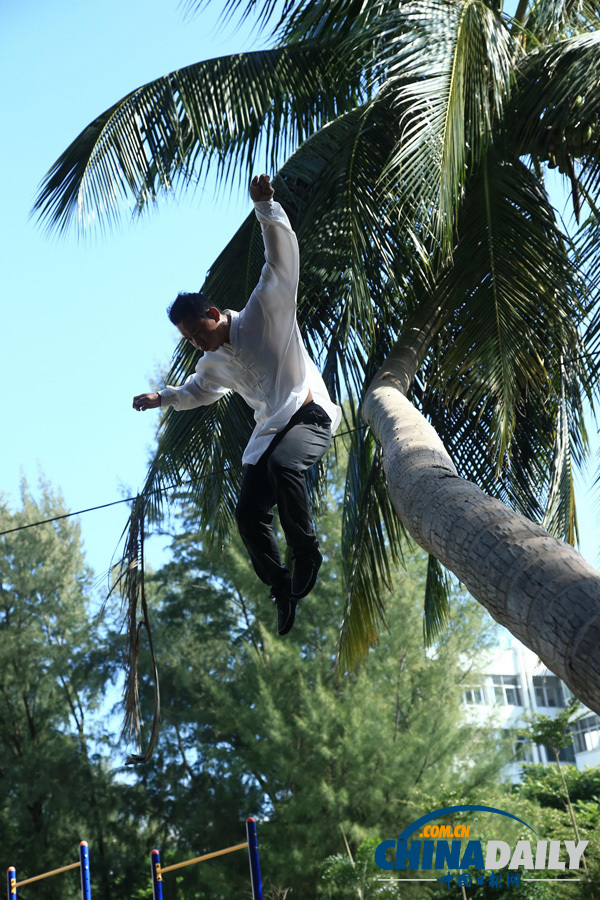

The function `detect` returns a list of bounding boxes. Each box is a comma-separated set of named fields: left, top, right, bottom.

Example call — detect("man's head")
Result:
left=167, top=292, right=229, bottom=352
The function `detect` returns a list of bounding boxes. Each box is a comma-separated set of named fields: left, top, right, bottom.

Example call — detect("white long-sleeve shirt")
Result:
left=159, top=200, right=341, bottom=465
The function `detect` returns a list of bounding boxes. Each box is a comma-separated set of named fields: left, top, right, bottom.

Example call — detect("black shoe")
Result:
left=292, top=547, right=323, bottom=599
left=270, top=575, right=297, bottom=635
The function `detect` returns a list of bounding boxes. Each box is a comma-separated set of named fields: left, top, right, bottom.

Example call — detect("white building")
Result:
left=460, top=641, right=600, bottom=781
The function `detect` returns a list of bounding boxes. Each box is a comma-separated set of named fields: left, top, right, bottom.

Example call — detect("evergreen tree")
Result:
left=424, top=755, right=600, bottom=898
left=514, top=763, right=600, bottom=899
left=130, top=476, right=506, bottom=897
left=0, top=481, right=140, bottom=900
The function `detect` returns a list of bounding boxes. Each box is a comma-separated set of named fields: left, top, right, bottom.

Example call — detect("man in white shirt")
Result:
left=133, top=174, right=341, bottom=635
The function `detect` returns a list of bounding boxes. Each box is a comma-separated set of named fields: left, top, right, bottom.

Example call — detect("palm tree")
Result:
left=34, top=0, right=600, bottom=756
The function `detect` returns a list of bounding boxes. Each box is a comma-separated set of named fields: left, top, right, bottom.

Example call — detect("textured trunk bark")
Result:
left=362, top=321, right=600, bottom=715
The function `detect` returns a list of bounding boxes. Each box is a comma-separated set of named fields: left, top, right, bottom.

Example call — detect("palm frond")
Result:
left=416, top=350, right=589, bottom=546
left=541, top=362, right=583, bottom=543
left=288, top=102, right=412, bottom=357
left=33, top=43, right=362, bottom=234
left=423, top=554, right=453, bottom=644
left=574, top=207, right=600, bottom=367
left=180, top=0, right=301, bottom=34
left=183, top=0, right=385, bottom=45
left=279, top=0, right=392, bottom=46
left=370, top=0, right=519, bottom=250
left=110, top=497, right=161, bottom=765
left=404, top=145, right=592, bottom=545
left=147, top=394, right=254, bottom=545
left=519, top=0, right=600, bottom=41
left=337, top=422, right=405, bottom=672
left=510, top=30, right=600, bottom=192
left=430, top=151, right=584, bottom=462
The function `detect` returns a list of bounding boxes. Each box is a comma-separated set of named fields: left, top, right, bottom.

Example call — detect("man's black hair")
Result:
left=167, top=292, right=222, bottom=325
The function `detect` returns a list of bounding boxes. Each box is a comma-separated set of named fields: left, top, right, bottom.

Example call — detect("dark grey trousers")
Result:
left=235, top=401, right=332, bottom=589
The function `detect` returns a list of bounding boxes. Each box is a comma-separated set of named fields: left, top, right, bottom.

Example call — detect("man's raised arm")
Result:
left=250, top=175, right=299, bottom=310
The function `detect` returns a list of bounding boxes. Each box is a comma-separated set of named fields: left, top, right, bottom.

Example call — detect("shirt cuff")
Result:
left=158, top=388, right=175, bottom=409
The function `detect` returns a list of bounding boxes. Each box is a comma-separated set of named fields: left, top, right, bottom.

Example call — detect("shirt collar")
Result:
left=222, top=309, right=239, bottom=350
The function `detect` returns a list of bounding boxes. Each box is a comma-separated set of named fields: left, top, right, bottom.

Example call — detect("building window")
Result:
left=462, top=685, right=486, bottom=705
left=504, top=732, right=534, bottom=762
left=543, top=743, right=576, bottom=764
left=533, top=675, right=565, bottom=708
left=571, top=715, right=600, bottom=754
left=491, top=675, right=523, bottom=706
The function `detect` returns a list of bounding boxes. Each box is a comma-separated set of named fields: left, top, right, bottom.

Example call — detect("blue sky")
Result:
left=1, top=0, right=270, bottom=579
left=1, top=0, right=599, bottom=590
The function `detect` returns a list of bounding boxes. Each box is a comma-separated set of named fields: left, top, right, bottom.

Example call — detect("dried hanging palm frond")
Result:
left=423, top=554, right=452, bottom=645
left=111, top=496, right=161, bottom=765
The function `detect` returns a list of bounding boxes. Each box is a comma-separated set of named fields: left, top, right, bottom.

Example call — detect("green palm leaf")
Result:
left=518, top=0, right=600, bottom=41
left=423, top=554, right=453, bottom=643
left=182, top=0, right=302, bottom=34
left=338, top=422, right=404, bottom=671
left=431, top=152, right=584, bottom=461
left=510, top=30, right=600, bottom=180
left=33, top=43, right=362, bottom=234
left=541, top=361, right=585, bottom=543
left=370, top=0, right=519, bottom=249
left=417, top=357, right=588, bottom=546
left=187, top=0, right=387, bottom=45
left=409, top=147, right=590, bottom=546
left=577, top=212, right=600, bottom=369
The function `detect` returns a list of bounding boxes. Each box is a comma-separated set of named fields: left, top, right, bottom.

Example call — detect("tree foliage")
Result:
left=3, top=476, right=600, bottom=900
left=32, top=0, right=600, bottom=679
left=127, top=471, right=506, bottom=896
left=0, top=482, right=113, bottom=896
left=0, top=482, right=162, bottom=900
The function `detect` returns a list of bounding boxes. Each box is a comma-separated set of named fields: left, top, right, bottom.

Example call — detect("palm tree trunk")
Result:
left=362, top=325, right=600, bottom=715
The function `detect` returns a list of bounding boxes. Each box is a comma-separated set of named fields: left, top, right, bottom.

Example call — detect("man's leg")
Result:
left=235, top=461, right=296, bottom=635
left=265, top=403, right=332, bottom=597
left=235, top=460, right=290, bottom=590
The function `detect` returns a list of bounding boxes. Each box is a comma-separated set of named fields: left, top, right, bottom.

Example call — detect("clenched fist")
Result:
left=133, top=392, right=161, bottom=411
left=250, top=174, right=274, bottom=203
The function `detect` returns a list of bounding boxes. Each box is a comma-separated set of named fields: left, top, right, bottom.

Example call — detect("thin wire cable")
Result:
left=0, top=426, right=362, bottom=538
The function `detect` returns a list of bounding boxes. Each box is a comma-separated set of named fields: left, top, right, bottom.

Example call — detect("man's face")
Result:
left=177, top=310, right=223, bottom=352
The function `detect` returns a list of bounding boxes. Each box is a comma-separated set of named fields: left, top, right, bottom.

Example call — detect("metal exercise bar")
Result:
left=7, top=843, right=91, bottom=900
left=160, top=842, right=248, bottom=874
left=151, top=820, right=264, bottom=899
left=15, top=862, right=80, bottom=888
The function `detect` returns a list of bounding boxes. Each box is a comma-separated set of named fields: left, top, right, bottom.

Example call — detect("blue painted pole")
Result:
left=7, top=868, right=16, bottom=900
left=79, top=842, right=92, bottom=900
left=246, top=817, right=263, bottom=900
left=151, top=850, right=164, bottom=900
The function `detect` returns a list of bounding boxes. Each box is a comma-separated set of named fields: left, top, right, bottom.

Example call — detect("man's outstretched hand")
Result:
left=133, top=392, right=161, bottom=411
left=250, top=173, right=274, bottom=202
